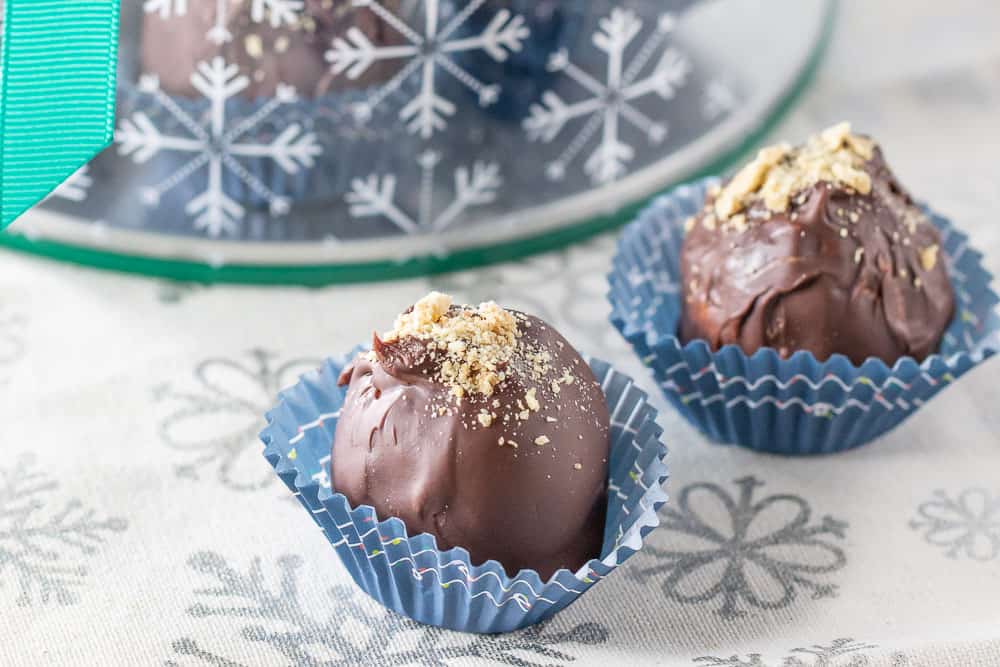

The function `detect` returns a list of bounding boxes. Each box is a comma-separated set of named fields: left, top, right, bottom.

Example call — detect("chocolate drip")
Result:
left=680, top=145, right=955, bottom=365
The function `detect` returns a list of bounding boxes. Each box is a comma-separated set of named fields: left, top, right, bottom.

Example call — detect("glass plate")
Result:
left=0, top=0, right=834, bottom=285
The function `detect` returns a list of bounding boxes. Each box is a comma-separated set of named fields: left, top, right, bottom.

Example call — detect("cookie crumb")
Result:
left=714, top=122, right=873, bottom=221
left=919, top=244, right=939, bottom=271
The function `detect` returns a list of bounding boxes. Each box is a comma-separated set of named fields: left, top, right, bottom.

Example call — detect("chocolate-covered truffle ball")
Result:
left=333, top=293, right=610, bottom=579
left=141, top=0, right=403, bottom=99
left=680, top=123, right=955, bottom=365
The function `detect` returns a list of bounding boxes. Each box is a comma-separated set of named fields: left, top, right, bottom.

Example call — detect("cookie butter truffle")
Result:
left=332, top=293, right=610, bottom=579
left=680, top=123, right=955, bottom=365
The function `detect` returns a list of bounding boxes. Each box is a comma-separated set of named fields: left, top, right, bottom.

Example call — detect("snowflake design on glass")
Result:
left=116, top=58, right=321, bottom=237
left=144, top=0, right=303, bottom=44
left=0, top=454, right=128, bottom=606
left=327, top=0, right=529, bottom=138
left=910, top=488, right=1000, bottom=561
left=48, top=166, right=93, bottom=203
left=695, top=638, right=910, bottom=667
left=154, top=349, right=319, bottom=492
left=347, top=149, right=501, bottom=234
left=165, top=551, right=609, bottom=666
left=702, top=79, right=738, bottom=122
left=632, top=476, right=848, bottom=620
left=524, top=9, right=690, bottom=185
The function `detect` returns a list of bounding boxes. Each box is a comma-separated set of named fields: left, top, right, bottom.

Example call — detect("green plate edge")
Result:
left=0, top=1, right=836, bottom=287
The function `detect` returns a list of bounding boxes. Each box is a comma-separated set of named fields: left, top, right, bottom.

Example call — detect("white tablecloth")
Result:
left=3, top=1, right=1000, bottom=664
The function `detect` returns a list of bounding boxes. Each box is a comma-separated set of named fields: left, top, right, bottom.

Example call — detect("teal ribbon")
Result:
left=0, top=0, right=119, bottom=230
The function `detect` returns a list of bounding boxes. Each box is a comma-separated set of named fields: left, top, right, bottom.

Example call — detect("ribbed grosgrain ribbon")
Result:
left=0, top=0, right=119, bottom=229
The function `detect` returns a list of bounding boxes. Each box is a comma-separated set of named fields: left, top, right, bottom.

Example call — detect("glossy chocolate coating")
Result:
left=680, top=146, right=955, bottom=365
left=141, top=0, right=402, bottom=99
left=332, top=313, right=610, bottom=580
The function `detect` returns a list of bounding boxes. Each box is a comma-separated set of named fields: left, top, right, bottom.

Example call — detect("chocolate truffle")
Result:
left=680, top=123, right=955, bottom=365
left=141, top=0, right=403, bottom=99
left=333, top=293, right=610, bottom=579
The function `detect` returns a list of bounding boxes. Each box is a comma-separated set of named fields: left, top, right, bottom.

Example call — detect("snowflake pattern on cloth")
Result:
left=157, top=281, right=209, bottom=305
left=154, top=349, right=319, bottom=492
left=910, top=488, right=1000, bottom=561
left=116, top=58, right=322, bottom=237
left=694, top=638, right=910, bottom=666
left=165, top=551, right=609, bottom=666
left=0, top=303, right=25, bottom=377
left=437, top=234, right=628, bottom=354
left=144, top=0, right=304, bottom=44
left=524, top=9, right=690, bottom=184
left=631, top=476, right=848, bottom=620
left=327, top=0, right=530, bottom=138
left=0, top=454, right=127, bottom=607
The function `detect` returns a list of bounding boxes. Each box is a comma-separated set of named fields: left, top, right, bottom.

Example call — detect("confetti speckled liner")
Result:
left=609, top=177, right=1000, bottom=455
left=261, top=352, right=669, bottom=633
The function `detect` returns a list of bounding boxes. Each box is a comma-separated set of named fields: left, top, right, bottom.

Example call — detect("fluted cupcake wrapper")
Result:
left=261, top=351, right=669, bottom=633
left=609, top=177, right=1000, bottom=455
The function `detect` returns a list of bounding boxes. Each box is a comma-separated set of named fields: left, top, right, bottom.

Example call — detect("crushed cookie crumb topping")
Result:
left=382, top=292, right=521, bottom=398
left=371, top=292, right=595, bottom=444
left=524, top=388, right=540, bottom=411
left=919, top=244, right=939, bottom=271
left=714, top=122, right=875, bottom=222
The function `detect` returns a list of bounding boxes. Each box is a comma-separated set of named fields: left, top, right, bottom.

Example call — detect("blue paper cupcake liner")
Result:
left=609, top=177, right=1000, bottom=455
left=261, top=351, right=669, bottom=633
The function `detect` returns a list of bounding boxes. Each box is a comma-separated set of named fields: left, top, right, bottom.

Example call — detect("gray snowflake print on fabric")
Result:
left=695, top=638, right=909, bottom=666
left=156, top=282, right=207, bottom=305
left=0, top=304, right=25, bottom=382
left=632, top=476, right=848, bottom=620
left=910, top=488, right=1000, bottom=561
left=0, top=454, right=127, bottom=607
left=437, top=234, right=625, bottom=355
left=165, top=551, right=608, bottom=666
left=154, top=349, right=319, bottom=492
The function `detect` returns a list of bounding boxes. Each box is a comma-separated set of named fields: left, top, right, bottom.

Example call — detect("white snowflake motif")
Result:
left=525, top=10, right=691, bottom=185
left=116, top=58, right=321, bottom=237
left=702, top=79, right=738, bottom=122
left=347, top=149, right=500, bottom=235
left=49, top=166, right=93, bottom=203
left=327, top=0, right=529, bottom=138
left=144, top=0, right=304, bottom=44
